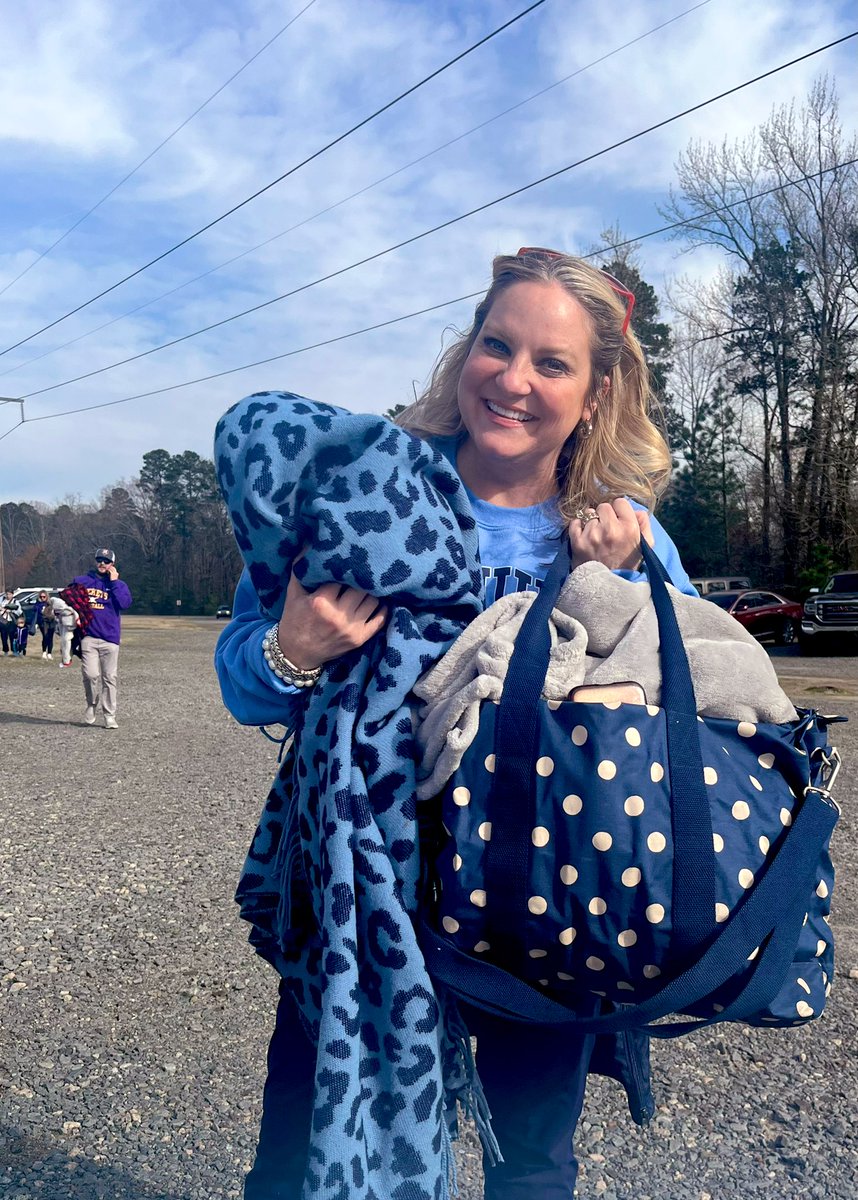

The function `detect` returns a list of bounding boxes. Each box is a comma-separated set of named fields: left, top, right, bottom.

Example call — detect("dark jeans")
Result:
left=245, top=984, right=594, bottom=1200
left=0, top=624, right=12, bottom=652
left=244, top=983, right=316, bottom=1199
left=465, top=1004, right=595, bottom=1200
left=41, top=625, right=55, bottom=653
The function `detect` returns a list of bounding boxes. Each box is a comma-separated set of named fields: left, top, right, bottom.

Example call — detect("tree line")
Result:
left=0, top=450, right=242, bottom=614
left=2, top=78, right=855, bottom=604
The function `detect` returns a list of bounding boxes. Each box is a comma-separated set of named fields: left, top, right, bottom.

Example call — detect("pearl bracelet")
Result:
left=262, top=624, right=322, bottom=689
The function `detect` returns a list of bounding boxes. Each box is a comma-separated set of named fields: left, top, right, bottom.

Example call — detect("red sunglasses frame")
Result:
left=516, top=246, right=636, bottom=336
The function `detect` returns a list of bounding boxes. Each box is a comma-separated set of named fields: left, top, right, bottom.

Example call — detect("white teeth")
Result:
left=486, top=399, right=532, bottom=421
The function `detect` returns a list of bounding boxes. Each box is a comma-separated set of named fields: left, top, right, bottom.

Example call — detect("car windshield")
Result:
left=824, top=573, right=858, bottom=593
left=705, top=593, right=741, bottom=608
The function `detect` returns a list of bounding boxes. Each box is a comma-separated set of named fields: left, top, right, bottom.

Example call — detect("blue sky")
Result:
left=0, top=0, right=855, bottom=503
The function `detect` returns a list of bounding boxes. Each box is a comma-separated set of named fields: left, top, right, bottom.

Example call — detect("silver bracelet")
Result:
left=262, top=624, right=322, bottom=689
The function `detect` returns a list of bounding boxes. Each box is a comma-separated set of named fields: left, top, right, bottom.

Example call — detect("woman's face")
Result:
left=39, top=592, right=48, bottom=601
left=456, top=280, right=597, bottom=499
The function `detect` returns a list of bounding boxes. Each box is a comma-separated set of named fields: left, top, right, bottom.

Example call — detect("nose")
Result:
left=496, top=354, right=532, bottom=396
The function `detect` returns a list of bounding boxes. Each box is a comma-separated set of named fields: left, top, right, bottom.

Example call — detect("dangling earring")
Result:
left=578, top=416, right=593, bottom=439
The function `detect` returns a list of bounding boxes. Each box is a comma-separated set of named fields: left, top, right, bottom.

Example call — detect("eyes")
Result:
left=480, top=335, right=570, bottom=375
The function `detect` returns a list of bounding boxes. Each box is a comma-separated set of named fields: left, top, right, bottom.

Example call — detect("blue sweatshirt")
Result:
left=72, top=571, right=133, bottom=645
left=216, top=453, right=694, bottom=729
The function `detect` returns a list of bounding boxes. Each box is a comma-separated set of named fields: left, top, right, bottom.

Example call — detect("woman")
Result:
left=33, top=591, right=56, bottom=659
left=216, top=249, right=695, bottom=1199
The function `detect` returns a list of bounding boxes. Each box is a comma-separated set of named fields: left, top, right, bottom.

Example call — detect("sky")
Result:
left=0, top=0, right=855, bottom=505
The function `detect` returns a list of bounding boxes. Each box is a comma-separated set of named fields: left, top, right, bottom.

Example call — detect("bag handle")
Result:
left=486, top=538, right=715, bottom=967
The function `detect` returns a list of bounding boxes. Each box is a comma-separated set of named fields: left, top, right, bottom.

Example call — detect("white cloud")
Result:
left=0, top=0, right=855, bottom=503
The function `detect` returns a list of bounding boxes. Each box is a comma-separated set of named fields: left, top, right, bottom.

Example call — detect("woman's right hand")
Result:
left=276, top=569, right=388, bottom=670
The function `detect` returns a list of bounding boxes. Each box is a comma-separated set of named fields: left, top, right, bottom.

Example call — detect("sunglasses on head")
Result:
left=516, top=246, right=636, bottom=336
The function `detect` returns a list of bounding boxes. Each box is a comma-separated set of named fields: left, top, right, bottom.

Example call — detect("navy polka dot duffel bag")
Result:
left=420, top=540, right=842, bottom=1036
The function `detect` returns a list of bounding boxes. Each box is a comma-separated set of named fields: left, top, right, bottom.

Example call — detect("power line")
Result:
left=0, top=0, right=714, bottom=382
left=23, top=294, right=481, bottom=422
left=18, top=154, right=858, bottom=428
left=19, top=30, right=857, bottom=402
left=0, top=1, right=320, bottom=302
left=0, top=0, right=548, bottom=359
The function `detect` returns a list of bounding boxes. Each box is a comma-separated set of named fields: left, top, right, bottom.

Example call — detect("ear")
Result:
left=585, top=376, right=610, bottom=422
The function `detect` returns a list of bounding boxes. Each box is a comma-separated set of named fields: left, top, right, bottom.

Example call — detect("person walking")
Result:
left=11, top=616, right=29, bottom=657
left=1, top=588, right=23, bottom=655
left=52, top=595, right=79, bottom=668
left=33, top=591, right=56, bottom=658
left=71, top=549, right=132, bottom=728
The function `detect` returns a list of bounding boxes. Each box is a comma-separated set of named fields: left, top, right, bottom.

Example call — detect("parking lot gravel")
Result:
left=1, top=619, right=856, bottom=1199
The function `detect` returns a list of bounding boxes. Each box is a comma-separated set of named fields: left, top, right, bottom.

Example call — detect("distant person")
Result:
left=36, top=593, right=57, bottom=659
left=1, top=589, right=23, bottom=655
left=11, top=616, right=29, bottom=657
left=71, top=549, right=132, bottom=729
left=52, top=595, right=79, bottom=668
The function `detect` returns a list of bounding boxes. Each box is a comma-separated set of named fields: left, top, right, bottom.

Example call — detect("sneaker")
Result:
left=59, top=661, right=72, bottom=668
left=42, top=651, right=48, bottom=659
left=46, top=653, right=53, bottom=659
left=84, top=706, right=97, bottom=725
left=104, top=715, right=118, bottom=730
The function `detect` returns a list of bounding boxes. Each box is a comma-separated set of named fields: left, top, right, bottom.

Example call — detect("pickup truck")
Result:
left=800, top=571, right=858, bottom=654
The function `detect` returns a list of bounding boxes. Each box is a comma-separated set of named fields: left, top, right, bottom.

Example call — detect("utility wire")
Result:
left=0, top=419, right=25, bottom=443
left=18, top=30, right=857, bottom=402
left=0, top=0, right=713, bottom=382
left=0, top=0, right=319, bottom=301
left=17, top=154, right=858, bottom=427
left=0, top=0, right=548, bottom=359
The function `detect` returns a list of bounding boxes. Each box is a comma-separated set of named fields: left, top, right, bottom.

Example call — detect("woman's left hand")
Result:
left=569, top=498, right=654, bottom=572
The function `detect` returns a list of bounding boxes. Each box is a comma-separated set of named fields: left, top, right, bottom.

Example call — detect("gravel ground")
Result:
left=1, top=619, right=856, bottom=1200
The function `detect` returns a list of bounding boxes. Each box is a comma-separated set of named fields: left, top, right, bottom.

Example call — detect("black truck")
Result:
left=800, top=571, right=858, bottom=655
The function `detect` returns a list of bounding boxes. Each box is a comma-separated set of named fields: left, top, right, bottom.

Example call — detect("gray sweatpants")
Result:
left=81, top=636, right=120, bottom=717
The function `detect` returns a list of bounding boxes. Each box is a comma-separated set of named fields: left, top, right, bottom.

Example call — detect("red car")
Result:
left=704, top=589, right=803, bottom=645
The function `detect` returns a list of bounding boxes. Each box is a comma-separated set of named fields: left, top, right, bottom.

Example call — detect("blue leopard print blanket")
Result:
left=215, top=392, right=486, bottom=1200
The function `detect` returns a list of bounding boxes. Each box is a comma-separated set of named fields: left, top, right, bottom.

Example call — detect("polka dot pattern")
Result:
left=436, top=694, right=836, bottom=1026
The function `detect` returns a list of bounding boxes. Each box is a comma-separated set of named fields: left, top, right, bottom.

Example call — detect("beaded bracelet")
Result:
left=262, top=624, right=322, bottom=689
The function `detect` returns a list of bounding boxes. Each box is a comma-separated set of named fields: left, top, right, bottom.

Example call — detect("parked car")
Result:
left=705, top=589, right=803, bottom=645
left=689, top=575, right=752, bottom=595
left=800, top=571, right=858, bottom=655
left=215, top=604, right=232, bottom=619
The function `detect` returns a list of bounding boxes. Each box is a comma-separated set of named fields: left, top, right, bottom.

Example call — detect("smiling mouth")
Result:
left=485, top=398, right=533, bottom=422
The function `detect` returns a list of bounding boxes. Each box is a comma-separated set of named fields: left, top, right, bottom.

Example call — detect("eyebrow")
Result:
left=480, top=318, right=581, bottom=362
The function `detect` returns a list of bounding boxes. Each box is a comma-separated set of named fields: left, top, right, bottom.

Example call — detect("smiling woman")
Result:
left=215, top=248, right=697, bottom=1200
left=399, top=249, right=677, bottom=577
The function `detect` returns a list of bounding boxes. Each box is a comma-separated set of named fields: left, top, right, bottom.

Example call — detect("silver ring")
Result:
left=575, top=508, right=600, bottom=525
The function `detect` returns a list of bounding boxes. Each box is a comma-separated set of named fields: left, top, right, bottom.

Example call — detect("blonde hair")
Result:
left=396, top=252, right=671, bottom=519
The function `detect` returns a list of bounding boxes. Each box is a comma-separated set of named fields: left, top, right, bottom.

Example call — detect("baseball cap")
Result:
left=95, top=548, right=116, bottom=563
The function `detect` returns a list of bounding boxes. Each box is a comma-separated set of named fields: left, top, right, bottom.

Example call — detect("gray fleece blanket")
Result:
left=414, top=561, right=798, bottom=798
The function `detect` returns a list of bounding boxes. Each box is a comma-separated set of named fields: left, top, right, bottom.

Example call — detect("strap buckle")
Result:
left=805, top=746, right=842, bottom=812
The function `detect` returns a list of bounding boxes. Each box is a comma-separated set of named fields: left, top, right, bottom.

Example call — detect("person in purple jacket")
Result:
left=71, top=548, right=132, bottom=729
